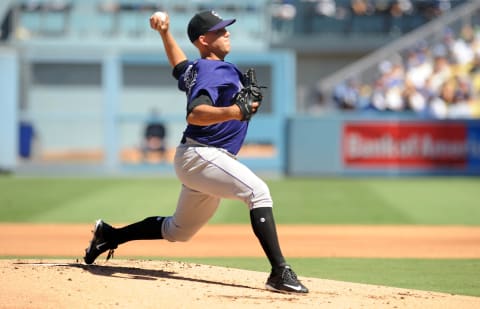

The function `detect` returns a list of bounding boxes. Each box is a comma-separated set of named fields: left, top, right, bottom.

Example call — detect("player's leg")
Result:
left=175, top=146, right=272, bottom=206
left=84, top=184, right=219, bottom=262
left=162, top=184, right=220, bottom=241
left=113, top=216, right=165, bottom=244
left=176, top=146, right=283, bottom=263
left=176, top=147, right=285, bottom=265
left=174, top=145, right=308, bottom=293
left=84, top=146, right=221, bottom=264
left=84, top=216, right=166, bottom=264
left=99, top=184, right=219, bottom=243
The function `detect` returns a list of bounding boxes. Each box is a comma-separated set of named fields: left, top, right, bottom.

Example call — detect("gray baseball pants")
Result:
left=161, top=138, right=273, bottom=242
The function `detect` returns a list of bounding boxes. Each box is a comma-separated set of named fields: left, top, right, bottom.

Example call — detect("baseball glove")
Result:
left=234, top=68, right=266, bottom=121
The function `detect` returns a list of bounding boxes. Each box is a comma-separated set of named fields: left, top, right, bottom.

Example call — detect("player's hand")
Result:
left=250, top=102, right=261, bottom=113
left=234, top=101, right=260, bottom=121
left=149, top=12, right=169, bottom=33
left=234, top=87, right=263, bottom=121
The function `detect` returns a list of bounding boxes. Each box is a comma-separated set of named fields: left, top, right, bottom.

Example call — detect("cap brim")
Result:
left=208, top=19, right=236, bottom=32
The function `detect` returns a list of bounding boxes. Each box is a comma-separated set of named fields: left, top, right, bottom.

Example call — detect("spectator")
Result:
left=316, top=0, right=337, bottom=17
left=390, top=0, right=414, bottom=18
left=271, top=0, right=296, bottom=36
left=403, top=77, right=427, bottom=112
left=404, top=44, right=433, bottom=90
left=452, top=25, right=475, bottom=66
left=469, top=54, right=480, bottom=94
left=329, top=25, right=480, bottom=119
left=141, top=108, right=167, bottom=163
left=351, top=0, right=373, bottom=16
left=333, top=78, right=360, bottom=110
left=429, top=48, right=452, bottom=93
left=377, top=61, right=406, bottom=111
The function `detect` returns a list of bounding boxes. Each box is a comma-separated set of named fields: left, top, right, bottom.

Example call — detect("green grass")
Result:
left=0, top=178, right=180, bottom=223
left=1, top=176, right=479, bottom=225
left=174, top=257, right=480, bottom=297
left=1, top=176, right=479, bottom=296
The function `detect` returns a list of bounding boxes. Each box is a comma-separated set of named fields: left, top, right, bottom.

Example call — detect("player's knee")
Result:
left=164, top=230, right=194, bottom=242
left=171, top=233, right=193, bottom=242
left=249, top=180, right=272, bottom=208
left=161, top=217, right=196, bottom=242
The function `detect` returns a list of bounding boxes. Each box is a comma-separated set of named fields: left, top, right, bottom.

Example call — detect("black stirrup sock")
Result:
left=250, top=207, right=287, bottom=269
left=114, top=216, right=164, bottom=245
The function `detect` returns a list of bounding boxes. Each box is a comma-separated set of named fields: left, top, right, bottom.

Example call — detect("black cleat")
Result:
left=84, top=219, right=117, bottom=264
left=265, top=265, right=309, bottom=294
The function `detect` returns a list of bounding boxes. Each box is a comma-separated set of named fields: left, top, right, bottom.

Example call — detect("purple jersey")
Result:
left=178, top=59, right=248, bottom=155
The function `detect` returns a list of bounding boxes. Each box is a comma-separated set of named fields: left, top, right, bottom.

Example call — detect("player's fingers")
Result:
left=149, top=17, right=158, bottom=30
left=149, top=16, right=162, bottom=30
left=159, top=15, right=169, bottom=31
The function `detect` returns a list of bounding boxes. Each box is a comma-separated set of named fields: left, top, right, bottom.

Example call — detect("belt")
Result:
left=180, top=136, right=237, bottom=159
left=180, top=136, right=208, bottom=147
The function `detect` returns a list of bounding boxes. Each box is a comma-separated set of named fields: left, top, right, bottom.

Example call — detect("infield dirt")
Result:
left=1, top=224, right=480, bottom=308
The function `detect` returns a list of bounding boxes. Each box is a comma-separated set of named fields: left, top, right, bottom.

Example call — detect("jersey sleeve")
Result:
left=172, top=60, right=189, bottom=80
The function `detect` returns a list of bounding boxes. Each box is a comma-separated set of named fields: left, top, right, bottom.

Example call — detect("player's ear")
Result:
left=197, top=34, right=209, bottom=47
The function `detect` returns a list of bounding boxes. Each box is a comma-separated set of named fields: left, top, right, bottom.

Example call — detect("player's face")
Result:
left=203, top=28, right=231, bottom=59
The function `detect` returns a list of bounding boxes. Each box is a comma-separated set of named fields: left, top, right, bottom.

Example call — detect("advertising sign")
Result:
left=343, top=122, right=468, bottom=168
left=467, top=123, right=480, bottom=168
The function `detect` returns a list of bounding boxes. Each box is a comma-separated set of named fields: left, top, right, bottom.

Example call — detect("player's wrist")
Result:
left=159, top=28, right=171, bottom=37
left=231, top=104, right=243, bottom=121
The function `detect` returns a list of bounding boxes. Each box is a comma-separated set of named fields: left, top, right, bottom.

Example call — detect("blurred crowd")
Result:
left=316, top=0, right=454, bottom=17
left=271, top=0, right=463, bottom=35
left=331, top=24, right=480, bottom=119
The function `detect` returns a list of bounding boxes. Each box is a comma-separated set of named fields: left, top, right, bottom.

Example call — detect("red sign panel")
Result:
left=343, top=122, right=467, bottom=168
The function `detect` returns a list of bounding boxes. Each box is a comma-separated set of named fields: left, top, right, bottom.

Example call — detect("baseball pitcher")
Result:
left=84, top=10, right=308, bottom=294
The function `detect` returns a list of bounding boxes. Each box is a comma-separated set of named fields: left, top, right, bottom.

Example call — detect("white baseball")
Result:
left=154, top=11, right=167, bottom=22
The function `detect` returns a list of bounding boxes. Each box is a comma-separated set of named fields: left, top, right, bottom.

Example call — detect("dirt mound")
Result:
left=1, top=259, right=479, bottom=308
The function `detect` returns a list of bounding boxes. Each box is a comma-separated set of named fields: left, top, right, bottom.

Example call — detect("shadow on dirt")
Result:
left=14, top=261, right=261, bottom=291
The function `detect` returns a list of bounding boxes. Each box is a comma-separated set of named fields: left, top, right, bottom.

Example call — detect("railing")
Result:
left=5, top=0, right=268, bottom=48
left=4, top=1, right=468, bottom=46
left=269, top=0, right=468, bottom=42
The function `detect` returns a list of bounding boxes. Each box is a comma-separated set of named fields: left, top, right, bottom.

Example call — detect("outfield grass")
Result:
left=1, top=176, right=479, bottom=296
left=0, top=177, right=479, bottom=225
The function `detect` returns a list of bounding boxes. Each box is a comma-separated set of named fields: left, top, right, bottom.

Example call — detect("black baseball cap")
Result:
left=187, top=10, right=236, bottom=43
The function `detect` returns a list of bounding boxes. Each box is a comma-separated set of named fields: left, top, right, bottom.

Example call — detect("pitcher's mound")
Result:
left=1, top=259, right=478, bottom=308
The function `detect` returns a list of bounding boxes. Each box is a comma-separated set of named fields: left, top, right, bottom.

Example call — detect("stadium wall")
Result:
left=288, top=114, right=480, bottom=176
left=0, top=48, right=17, bottom=172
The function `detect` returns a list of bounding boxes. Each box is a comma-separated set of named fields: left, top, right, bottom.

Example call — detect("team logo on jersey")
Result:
left=184, top=64, right=197, bottom=96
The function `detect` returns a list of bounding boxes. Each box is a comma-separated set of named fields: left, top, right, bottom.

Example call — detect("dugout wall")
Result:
left=3, top=48, right=295, bottom=175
